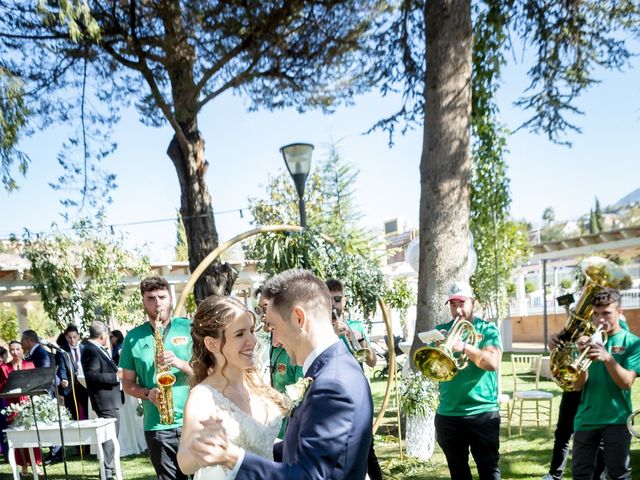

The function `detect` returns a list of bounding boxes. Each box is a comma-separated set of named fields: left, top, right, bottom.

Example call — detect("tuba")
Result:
left=627, top=409, right=640, bottom=438
left=153, top=312, right=176, bottom=425
left=550, top=257, right=631, bottom=391
left=413, top=316, right=477, bottom=382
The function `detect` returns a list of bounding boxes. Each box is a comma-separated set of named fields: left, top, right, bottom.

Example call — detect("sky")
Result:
left=2, top=42, right=639, bottom=263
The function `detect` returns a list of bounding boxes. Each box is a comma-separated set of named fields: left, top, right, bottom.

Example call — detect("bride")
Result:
left=177, top=295, right=286, bottom=478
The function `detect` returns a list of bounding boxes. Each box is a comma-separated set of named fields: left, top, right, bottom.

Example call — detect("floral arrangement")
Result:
left=1, top=395, right=71, bottom=429
left=283, top=377, right=313, bottom=416
left=399, top=371, right=439, bottom=417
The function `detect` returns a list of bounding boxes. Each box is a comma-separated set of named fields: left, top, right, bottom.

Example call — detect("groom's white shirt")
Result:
left=226, top=336, right=340, bottom=479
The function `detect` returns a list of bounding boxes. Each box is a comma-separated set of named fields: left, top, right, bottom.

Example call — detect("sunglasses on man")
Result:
left=255, top=305, right=267, bottom=316
left=332, top=295, right=343, bottom=303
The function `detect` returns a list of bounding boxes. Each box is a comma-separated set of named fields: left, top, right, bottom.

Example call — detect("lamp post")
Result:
left=280, top=142, right=314, bottom=228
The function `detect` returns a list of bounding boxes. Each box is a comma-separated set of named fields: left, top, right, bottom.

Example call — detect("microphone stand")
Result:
left=44, top=345, right=70, bottom=480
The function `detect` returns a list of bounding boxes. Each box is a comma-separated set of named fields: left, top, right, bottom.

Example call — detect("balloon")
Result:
left=406, top=237, right=420, bottom=273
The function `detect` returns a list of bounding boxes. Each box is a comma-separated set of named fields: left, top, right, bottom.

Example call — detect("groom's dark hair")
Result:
left=263, top=269, right=331, bottom=321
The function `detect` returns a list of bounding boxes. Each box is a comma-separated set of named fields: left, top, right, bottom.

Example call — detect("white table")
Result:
left=4, top=417, right=122, bottom=480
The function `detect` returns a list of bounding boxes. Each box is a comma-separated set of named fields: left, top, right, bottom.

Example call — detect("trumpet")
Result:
left=628, top=409, right=640, bottom=438
left=413, top=316, right=477, bottom=382
left=332, top=309, right=370, bottom=363
left=552, top=325, right=608, bottom=390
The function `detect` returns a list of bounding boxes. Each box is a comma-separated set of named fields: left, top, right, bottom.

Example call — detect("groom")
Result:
left=199, top=269, right=372, bottom=479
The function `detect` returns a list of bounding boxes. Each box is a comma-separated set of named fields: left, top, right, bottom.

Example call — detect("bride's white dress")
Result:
left=193, top=383, right=282, bottom=480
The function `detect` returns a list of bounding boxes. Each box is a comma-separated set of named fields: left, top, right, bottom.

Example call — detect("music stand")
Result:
left=0, top=367, right=59, bottom=479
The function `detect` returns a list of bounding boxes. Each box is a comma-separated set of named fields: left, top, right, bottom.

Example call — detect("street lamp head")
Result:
left=280, top=142, right=314, bottom=198
left=280, top=142, right=313, bottom=228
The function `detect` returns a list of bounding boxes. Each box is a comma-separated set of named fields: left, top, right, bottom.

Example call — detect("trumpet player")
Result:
left=120, top=276, right=193, bottom=480
left=326, top=279, right=377, bottom=369
left=435, top=281, right=502, bottom=480
left=326, top=278, right=382, bottom=480
left=570, top=288, right=640, bottom=480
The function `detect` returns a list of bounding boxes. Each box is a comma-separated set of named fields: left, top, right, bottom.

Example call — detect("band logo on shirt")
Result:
left=171, top=336, right=188, bottom=345
left=277, top=363, right=287, bottom=375
left=611, top=346, right=626, bottom=354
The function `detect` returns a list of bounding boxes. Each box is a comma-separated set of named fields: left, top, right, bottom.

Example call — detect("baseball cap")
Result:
left=447, top=281, right=474, bottom=303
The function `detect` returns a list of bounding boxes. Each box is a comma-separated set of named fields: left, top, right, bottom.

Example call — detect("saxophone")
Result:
left=153, top=312, right=176, bottom=425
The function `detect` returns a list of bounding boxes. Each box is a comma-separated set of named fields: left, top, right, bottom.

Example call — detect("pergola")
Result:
left=0, top=252, right=263, bottom=332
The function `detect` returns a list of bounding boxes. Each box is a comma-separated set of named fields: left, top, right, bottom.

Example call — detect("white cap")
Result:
left=447, top=281, right=474, bottom=303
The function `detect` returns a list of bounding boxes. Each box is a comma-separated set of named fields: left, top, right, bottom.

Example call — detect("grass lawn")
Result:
left=1, top=352, right=638, bottom=479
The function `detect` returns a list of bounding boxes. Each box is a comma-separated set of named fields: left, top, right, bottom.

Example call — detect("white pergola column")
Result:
left=15, top=301, right=30, bottom=333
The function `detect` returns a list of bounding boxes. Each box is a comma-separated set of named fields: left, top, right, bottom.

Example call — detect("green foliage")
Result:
left=469, top=3, right=530, bottom=321
left=542, top=207, right=555, bottom=225
left=0, top=68, right=30, bottom=192
left=524, top=280, right=536, bottom=294
left=383, top=277, right=415, bottom=338
left=0, top=303, right=18, bottom=342
left=37, top=0, right=101, bottom=42
left=559, top=279, right=573, bottom=290
left=246, top=145, right=384, bottom=319
left=21, top=219, right=151, bottom=332
left=399, top=371, right=439, bottom=417
left=174, top=211, right=189, bottom=262
left=248, top=228, right=384, bottom=319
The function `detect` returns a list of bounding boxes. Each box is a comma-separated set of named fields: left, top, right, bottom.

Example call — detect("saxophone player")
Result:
left=120, top=276, right=194, bottom=480
left=569, top=288, right=640, bottom=480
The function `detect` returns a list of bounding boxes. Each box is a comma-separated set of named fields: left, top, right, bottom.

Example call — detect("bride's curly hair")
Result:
left=190, top=295, right=287, bottom=412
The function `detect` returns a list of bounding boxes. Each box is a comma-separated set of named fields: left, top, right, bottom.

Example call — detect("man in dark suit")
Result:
left=179, top=269, right=373, bottom=479
left=20, top=330, right=52, bottom=368
left=57, top=325, right=89, bottom=421
left=81, top=321, right=123, bottom=480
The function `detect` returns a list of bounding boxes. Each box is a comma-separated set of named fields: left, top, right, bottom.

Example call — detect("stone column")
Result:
left=15, top=301, right=30, bottom=333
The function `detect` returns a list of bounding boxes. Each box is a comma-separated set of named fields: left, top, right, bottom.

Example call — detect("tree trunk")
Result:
left=167, top=127, right=237, bottom=303
left=413, top=0, right=472, bottom=358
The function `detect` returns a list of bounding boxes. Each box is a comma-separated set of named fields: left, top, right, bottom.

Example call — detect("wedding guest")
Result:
left=0, top=340, right=43, bottom=475
left=82, top=321, right=123, bottom=480
left=58, top=324, right=89, bottom=421
left=20, top=330, right=52, bottom=368
left=110, top=330, right=124, bottom=365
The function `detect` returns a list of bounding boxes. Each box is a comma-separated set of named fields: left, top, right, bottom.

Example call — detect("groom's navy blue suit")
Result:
left=238, top=341, right=372, bottom=479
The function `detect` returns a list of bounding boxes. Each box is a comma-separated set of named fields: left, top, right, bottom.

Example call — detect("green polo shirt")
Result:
left=436, top=316, right=502, bottom=416
left=574, top=328, right=640, bottom=431
left=119, top=317, right=192, bottom=431
left=270, top=344, right=303, bottom=439
left=338, top=318, right=370, bottom=353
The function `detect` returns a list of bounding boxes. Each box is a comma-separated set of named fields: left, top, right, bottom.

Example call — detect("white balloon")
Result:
left=406, top=237, right=420, bottom=273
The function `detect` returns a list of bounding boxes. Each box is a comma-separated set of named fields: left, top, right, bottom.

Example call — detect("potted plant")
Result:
left=400, top=370, right=439, bottom=460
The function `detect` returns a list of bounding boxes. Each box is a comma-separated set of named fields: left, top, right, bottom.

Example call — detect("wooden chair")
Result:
left=510, top=354, right=553, bottom=435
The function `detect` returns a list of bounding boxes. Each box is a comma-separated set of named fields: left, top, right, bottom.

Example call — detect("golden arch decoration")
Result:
left=174, top=224, right=397, bottom=434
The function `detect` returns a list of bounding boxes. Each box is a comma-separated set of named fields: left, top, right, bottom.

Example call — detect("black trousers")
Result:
left=367, top=438, right=382, bottom=480
left=572, top=425, right=632, bottom=480
left=435, top=411, right=501, bottom=480
left=95, top=408, right=120, bottom=477
left=548, top=390, right=605, bottom=480
left=145, top=427, right=188, bottom=480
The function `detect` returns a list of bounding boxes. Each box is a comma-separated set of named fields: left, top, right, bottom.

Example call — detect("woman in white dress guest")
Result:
left=177, top=296, right=286, bottom=479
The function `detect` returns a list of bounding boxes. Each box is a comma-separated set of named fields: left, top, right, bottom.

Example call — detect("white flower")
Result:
left=284, top=377, right=313, bottom=416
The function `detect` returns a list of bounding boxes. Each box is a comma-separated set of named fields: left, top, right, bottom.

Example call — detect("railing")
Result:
left=511, top=288, right=640, bottom=316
